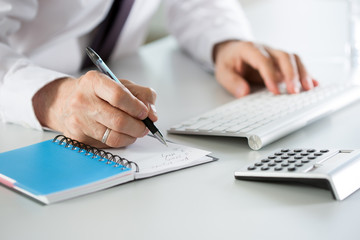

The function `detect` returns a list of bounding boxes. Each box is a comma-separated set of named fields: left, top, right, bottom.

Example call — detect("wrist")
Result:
left=213, top=40, right=241, bottom=63
left=32, top=77, right=75, bottom=131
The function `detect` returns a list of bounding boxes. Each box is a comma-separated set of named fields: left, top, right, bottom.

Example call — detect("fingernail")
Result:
left=293, top=77, right=301, bottom=93
left=150, top=104, right=157, bottom=113
left=142, top=128, right=150, bottom=137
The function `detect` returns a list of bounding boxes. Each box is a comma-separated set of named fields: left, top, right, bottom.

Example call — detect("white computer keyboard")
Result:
left=168, top=83, right=360, bottom=150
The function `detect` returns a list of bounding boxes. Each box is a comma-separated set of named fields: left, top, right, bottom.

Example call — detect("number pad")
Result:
left=247, top=149, right=334, bottom=172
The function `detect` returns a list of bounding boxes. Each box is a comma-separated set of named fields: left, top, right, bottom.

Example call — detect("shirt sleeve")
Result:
left=0, top=0, right=68, bottom=130
left=163, top=0, right=254, bottom=70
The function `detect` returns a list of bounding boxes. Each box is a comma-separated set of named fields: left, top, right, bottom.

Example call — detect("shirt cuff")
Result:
left=0, top=59, right=69, bottom=130
left=200, top=15, right=255, bottom=71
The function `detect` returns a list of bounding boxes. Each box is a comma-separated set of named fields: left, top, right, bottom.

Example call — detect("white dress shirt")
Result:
left=0, top=0, right=253, bottom=130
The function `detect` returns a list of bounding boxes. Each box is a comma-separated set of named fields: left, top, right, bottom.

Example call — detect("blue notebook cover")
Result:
left=0, top=139, right=133, bottom=204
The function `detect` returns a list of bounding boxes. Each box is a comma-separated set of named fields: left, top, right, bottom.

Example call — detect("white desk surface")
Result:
left=1, top=36, right=360, bottom=239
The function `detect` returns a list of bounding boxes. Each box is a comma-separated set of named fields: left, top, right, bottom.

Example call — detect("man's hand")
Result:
left=32, top=70, right=157, bottom=148
left=213, top=40, right=318, bottom=97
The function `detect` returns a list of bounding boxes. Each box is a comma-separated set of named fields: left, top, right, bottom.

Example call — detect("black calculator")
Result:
left=234, top=148, right=360, bottom=200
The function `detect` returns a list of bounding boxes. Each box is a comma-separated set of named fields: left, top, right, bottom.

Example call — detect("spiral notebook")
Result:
left=0, top=135, right=215, bottom=204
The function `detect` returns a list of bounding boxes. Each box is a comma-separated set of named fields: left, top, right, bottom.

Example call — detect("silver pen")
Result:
left=85, top=47, right=167, bottom=146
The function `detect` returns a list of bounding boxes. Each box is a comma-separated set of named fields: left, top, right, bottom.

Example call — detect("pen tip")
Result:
left=154, top=132, right=168, bottom=147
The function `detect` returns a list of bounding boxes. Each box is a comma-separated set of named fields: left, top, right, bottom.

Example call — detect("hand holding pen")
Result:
left=33, top=48, right=163, bottom=149
left=85, top=47, right=167, bottom=146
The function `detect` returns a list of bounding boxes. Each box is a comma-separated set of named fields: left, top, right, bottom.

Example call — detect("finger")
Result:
left=99, top=127, right=138, bottom=148
left=82, top=126, right=138, bottom=148
left=216, top=64, right=251, bottom=98
left=239, top=43, right=280, bottom=94
left=93, top=98, right=149, bottom=138
left=83, top=71, right=149, bottom=120
left=267, top=49, right=300, bottom=94
left=76, top=117, right=141, bottom=148
left=63, top=99, right=147, bottom=148
left=122, top=80, right=158, bottom=122
left=294, top=54, right=315, bottom=91
left=313, top=79, right=319, bottom=87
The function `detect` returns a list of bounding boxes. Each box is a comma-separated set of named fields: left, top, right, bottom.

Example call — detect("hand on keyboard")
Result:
left=168, top=83, right=360, bottom=150
left=213, top=40, right=319, bottom=98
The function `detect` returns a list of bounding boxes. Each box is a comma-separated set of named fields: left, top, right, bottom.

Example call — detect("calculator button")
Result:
left=268, top=155, right=276, bottom=159
left=268, top=162, right=276, bottom=167
left=294, top=149, right=302, bottom=152
left=255, top=162, right=263, bottom=166
left=308, top=156, right=316, bottom=160
left=288, top=159, right=296, bottom=163
left=261, top=166, right=269, bottom=171
left=301, top=159, right=309, bottom=163
left=288, top=167, right=296, bottom=171
left=281, top=156, right=289, bottom=159
left=295, top=163, right=303, bottom=167
left=248, top=166, right=256, bottom=170
left=274, top=167, right=283, bottom=171
left=294, top=156, right=303, bottom=160
left=281, top=149, right=290, bottom=152
left=261, top=159, right=270, bottom=163
left=281, top=163, right=289, bottom=167
left=320, top=149, right=329, bottom=153
left=307, top=149, right=316, bottom=153
left=287, top=152, right=296, bottom=156
left=275, top=159, right=283, bottom=163
left=314, top=153, right=323, bottom=156
left=301, top=153, right=309, bottom=156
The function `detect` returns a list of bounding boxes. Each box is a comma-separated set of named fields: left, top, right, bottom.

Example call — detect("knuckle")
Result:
left=144, top=87, right=157, bottom=101
left=150, top=88, right=157, bottom=100
left=242, top=41, right=254, bottom=47
left=277, top=51, right=291, bottom=60
left=83, top=70, right=99, bottom=80
left=69, top=93, right=85, bottom=108
left=109, top=89, right=128, bottom=105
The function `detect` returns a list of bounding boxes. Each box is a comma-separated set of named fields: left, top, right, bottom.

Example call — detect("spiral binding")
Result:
left=52, top=135, right=139, bottom=172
